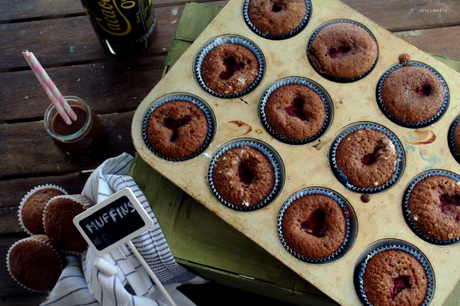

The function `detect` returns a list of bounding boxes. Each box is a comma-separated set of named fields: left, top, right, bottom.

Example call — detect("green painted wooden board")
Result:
left=130, top=2, right=460, bottom=305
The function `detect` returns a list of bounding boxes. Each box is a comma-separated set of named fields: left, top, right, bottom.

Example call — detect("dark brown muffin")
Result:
left=335, top=129, right=398, bottom=189
left=44, top=197, right=87, bottom=252
left=309, top=23, right=377, bottom=80
left=201, top=43, right=259, bottom=95
left=20, top=187, right=66, bottom=235
left=212, top=146, right=275, bottom=207
left=362, top=249, right=428, bottom=306
left=281, top=194, right=346, bottom=259
left=146, top=100, right=208, bottom=159
left=381, top=66, right=445, bottom=123
left=7, top=236, right=62, bottom=291
left=408, top=175, right=460, bottom=241
left=265, top=84, right=326, bottom=140
left=247, top=0, right=307, bottom=36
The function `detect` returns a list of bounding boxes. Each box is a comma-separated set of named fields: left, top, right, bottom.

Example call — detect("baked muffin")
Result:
left=200, top=43, right=260, bottom=96
left=146, top=100, right=209, bottom=159
left=407, top=175, right=460, bottom=242
left=246, top=0, right=308, bottom=37
left=334, top=128, right=398, bottom=189
left=212, top=146, right=275, bottom=207
left=264, top=83, right=326, bottom=140
left=19, top=185, right=67, bottom=235
left=308, top=22, right=377, bottom=80
left=362, top=249, right=429, bottom=306
left=380, top=65, right=446, bottom=124
left=7, top=235, right=63, bottom=291
left=281, top=194, right=347, bottom=259
left=43, top=195, right=89, bottom=252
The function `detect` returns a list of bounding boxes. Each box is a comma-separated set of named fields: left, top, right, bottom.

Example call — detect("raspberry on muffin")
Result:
left=146, top=100, right=209, bottom=159
left=308, top=22, right=377, bottom=80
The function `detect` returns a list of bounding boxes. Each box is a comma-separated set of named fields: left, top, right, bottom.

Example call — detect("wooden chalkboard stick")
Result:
left=127, top=240, right=178, bottom=306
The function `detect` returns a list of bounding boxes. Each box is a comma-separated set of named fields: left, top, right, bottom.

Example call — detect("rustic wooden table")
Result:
left=1, top=0, right=459, bottom=305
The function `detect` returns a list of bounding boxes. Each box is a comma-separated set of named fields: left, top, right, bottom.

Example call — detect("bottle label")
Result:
left=82, top=0, right=154, bottom=44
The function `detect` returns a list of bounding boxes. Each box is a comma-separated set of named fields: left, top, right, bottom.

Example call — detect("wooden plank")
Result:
left=0, top=111, right=135, bottom=180
left=1, top=1, right=458, bottom=71
left=0, top=172, right=91, bottom=209
left=0, top=1, right=226, bottom=71
left=395, top=25, right=460, bottom=59
left=341, top=0, right=460, bottom=32
left=2, top=0, right=459, bottom=33
left=0, top=0, right=217, bottom=22
left=0, top=56, right=165, bottom=122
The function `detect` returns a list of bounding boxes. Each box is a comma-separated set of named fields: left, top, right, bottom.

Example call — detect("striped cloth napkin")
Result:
left=41, top=153, right=204, bottom=306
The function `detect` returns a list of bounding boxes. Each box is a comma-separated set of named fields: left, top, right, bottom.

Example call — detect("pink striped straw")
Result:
left=22, top=50, right=77, bottom=124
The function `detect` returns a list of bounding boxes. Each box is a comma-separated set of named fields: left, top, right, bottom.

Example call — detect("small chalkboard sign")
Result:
left=73, top=188, right=153, bottom=256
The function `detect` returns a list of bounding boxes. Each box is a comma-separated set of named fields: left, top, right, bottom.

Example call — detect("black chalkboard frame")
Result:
left=73, top=188, right=153, bottom=256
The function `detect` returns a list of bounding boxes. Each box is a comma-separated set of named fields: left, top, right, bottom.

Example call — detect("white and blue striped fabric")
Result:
left=41, top=153, right=204, bottom=306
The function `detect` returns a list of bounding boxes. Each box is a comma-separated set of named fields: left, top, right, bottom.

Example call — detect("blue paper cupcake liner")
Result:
left=357, top=244, right=435, bottom=306
left=258, top=77, right=332, bottom=145
left=194, top=35, right=265, bottom=99
left=306, top=19, right=379, bottom=83
left=277, top=188, right=353, bottom=263
left=448, top=116, right=460, bottom=163
left=329, top=123, right=405, bottom=193
left=142, top=94, right=215, bottom=162
left=403, top=170, right=460, bottom=245
left=243, top=0, right=312, bottom=40
left=207, top=139, right=283, bottom=211
left=376, top=61, right=450, bottom=128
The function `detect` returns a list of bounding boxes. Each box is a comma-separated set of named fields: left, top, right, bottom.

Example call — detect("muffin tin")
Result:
left=132, top=0, right=460, bottom=305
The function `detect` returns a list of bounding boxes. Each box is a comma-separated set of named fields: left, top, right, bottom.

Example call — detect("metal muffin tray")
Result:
left=132, top=0, right=460, bottom=304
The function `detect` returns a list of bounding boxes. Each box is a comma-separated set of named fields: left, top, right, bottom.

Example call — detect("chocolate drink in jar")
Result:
left=44, top=96, right=103, bottom=159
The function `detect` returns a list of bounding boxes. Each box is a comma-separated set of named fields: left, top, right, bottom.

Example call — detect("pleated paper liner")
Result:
left=6, top=235, right=64, bottom=292
left=306, top=19, right=379, bottom=83
left=448, top=115, right=460, bottom=164
left=277, top=187, right=355, bottom=264
left=329, top=122, right=405, bottom=193
left=258, top=77, right=332, bottom=145
left=194, top=35, right=265, bottom=98
left=376, top=61, right=450, bottom=128
left=208, top=139, right=284, bottom=211
left=18, top=184, right=68, bottom=235
left=403, top=170, right=460, bottom=245
left=243, top=0, right=312, bottom=40
left=142, top=93, right=216, bottom=162
left=356, top=242, right=434, bottom=306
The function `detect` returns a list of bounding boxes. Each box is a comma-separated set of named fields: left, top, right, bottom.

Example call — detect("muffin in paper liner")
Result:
left=43, top=194, right=93, bottom=254
left=243, top=0, right=312, bottom=40
left=329, top=123, right=404, bottom=193
left=357, top=244, right=434, bottom=306
left=258, top=77, right=332, bottom=144
left=376, top=61, right=450, bottom=128
left=18, top=184, right=68, bottom=235
left=6, top=235, right=64, bottom=292
left=142, top=94, right=215, bottom=162
left=277, top=188, right=353, bottom=263
left=403, top=170, right=460, bottom=245
left=448, top=116, right=460, bottom=163
left=307, top=19, right=379, bottom=83
left=194, top=35, right=265, bottom=98
left=207, top=139, right=283, bottom=211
